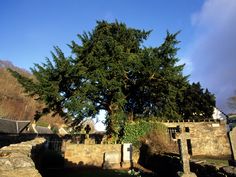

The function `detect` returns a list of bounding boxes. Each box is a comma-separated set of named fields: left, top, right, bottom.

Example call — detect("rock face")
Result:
left=0, top=138, right=45, bottom=177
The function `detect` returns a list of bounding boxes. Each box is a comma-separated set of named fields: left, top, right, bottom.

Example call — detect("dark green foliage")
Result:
left=178, top=82, right=215, bottom=120
left=9, top=20, right=215, bottom=138
left=9, top=47, right=87, bottom=122
left=125, top=32, right=188, bottom=120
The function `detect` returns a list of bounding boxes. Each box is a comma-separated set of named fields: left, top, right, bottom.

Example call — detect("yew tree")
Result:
left=178, top=82, right=215, bottom=120
left=9, top=21, right=215, bottom=138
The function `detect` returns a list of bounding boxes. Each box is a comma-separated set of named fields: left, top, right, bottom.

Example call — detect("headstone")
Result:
left=85, top=124, right=91, bottom=134
left=84, top=125, right=95, bottom=144
left=229, top=127, right=236, bottom=165
left=103, top=151, right=121, bottom=169
left=176, top=125, right=197, bottom=177
left=122, top=143, right=133, bottom=168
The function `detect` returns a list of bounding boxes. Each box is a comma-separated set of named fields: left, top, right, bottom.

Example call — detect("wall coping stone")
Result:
left=0, top=137, right=46, bottom=177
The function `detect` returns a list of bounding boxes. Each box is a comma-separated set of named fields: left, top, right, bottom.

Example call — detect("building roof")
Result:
left=0, top=118, right=30, bottom=133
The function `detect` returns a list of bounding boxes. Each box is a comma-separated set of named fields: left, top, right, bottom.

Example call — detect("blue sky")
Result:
left=1, top=0, right=236, bottom=113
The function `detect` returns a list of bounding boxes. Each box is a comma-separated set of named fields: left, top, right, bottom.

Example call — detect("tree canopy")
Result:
left=9, top=20, right=215, bottom=138
left=178, top=82, right=215, bottom=119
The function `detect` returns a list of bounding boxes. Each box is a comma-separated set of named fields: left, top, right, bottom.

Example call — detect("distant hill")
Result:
left=0, top=60, right=64, bottom=126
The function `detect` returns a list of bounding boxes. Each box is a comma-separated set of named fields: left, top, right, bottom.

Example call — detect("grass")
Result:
left=39, top=150, right=140, bottom=177
left=192, top=157, right=229, bottom=168
left=36, top=121, right=49, bottom=127
left=42, top=168, right=139, bottom=177
left=63, top=169, right=131, bottom=177
left=203, top=158, right=229, bottom=167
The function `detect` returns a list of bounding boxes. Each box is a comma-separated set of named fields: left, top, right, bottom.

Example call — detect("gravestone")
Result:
left=229, top=127, right=236, bottom=165
left=176, top=125, right=197, bottom=177
left=103, top=151, right=121, bottom=169
left=84, top=125, right=95, bottom=144
left=122, top=143, right=133, bottom=168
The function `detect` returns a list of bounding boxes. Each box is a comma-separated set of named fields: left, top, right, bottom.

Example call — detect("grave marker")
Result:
left=176, top=125, right=197, bottom=177
left=103, top=151, right=121, bottom=169
left=122, top=143, right=133, bottom=168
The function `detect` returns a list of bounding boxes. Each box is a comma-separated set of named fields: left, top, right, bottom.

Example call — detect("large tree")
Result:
left=125, top=32, right=188, bottom=120
left=178, top=82, right=215, bottom=120
left=9, top=21, right=215, bottom=138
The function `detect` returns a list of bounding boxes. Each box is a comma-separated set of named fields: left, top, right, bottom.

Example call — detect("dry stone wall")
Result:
left=164, top=121, right=231, bottom=158
left=63, top=142, right=122, bottom=167
left=0, top=138, right=45, bottom=177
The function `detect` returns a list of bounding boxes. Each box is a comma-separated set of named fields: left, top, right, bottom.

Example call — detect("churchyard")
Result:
left=2, top=118, right=236, bottom=177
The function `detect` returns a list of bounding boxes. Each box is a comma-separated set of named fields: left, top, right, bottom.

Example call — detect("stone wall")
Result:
left=0, top=133, right=38, bottom=148
left=229, top=127, right=236, bottom=163
left=164, top=121, right=231, bottom=158
left=63, top=142, right=122, bottom=167
left=0, top=138, right=45, bottom=177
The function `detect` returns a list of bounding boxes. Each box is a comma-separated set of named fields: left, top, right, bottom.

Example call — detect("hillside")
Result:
left=0, top=60, right=64, bottom=126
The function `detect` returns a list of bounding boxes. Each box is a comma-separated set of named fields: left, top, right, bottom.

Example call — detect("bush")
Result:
left=141, top=128, right=178, bottom=155
left=121, top=120, right=178, bottom=155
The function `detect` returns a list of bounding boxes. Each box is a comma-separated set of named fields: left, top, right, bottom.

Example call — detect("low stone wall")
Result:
left=63, top=142, right=122, bottom=167
left=0, top=137, right=46, bottom=177
left=0, top=133, right=38, bottom=148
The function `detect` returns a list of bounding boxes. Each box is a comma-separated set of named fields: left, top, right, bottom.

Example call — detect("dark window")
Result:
left=171, top=132, right=176, bottom=139
left=187, top=139, right=192, bottom=155
left=185, top=127, right=190, bottom=132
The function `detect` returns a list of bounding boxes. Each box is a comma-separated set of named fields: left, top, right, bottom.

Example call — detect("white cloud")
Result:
left=188, top=0, right=236, bottom=113
left=192, top=0, right=236, bottom=28
left=178, top=57, right=193, bottom=76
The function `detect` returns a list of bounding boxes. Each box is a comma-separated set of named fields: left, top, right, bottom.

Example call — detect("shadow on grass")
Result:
left=36, top=147, right=157, bottom=177
left=43, top=167, right=158, bottom=177
left=43, top=168, right=132, bottom=177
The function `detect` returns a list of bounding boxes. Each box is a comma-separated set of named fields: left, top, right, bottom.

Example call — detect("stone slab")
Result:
left=104, top=151, right=121, bottom=163
left=123, top=143, right=132, bottom=162
left=103, top=151, right=121, bottom=169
